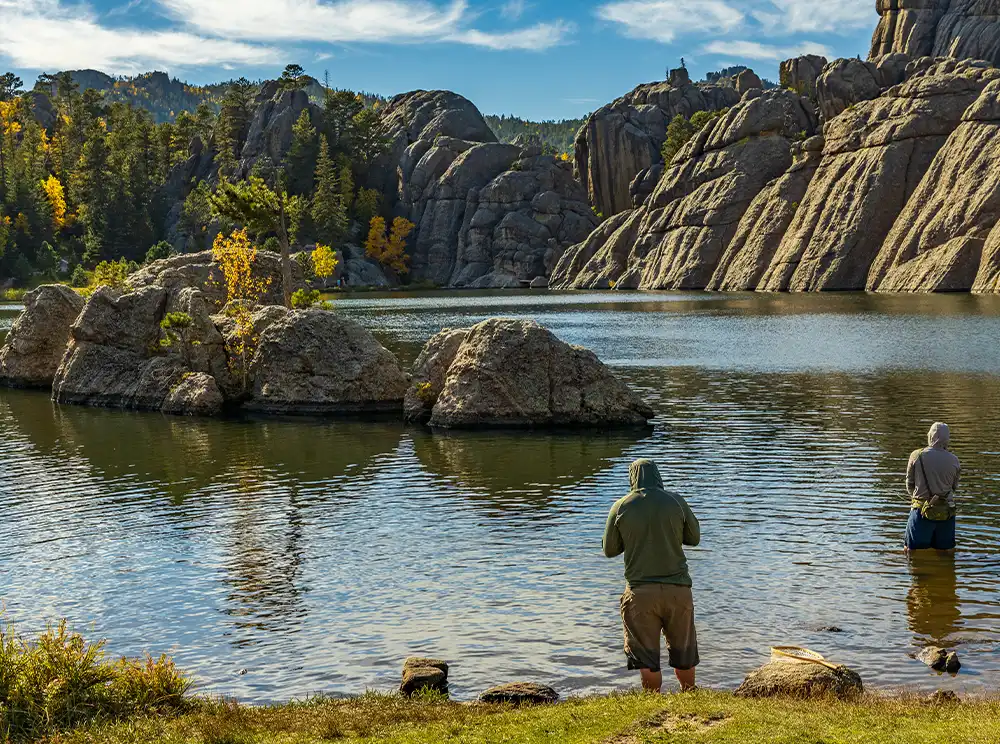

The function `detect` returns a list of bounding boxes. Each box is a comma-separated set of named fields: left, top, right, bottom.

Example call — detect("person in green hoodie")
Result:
left=603, top=459, right=701, bottom=692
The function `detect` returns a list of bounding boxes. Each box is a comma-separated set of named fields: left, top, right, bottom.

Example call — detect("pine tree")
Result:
left=285, top=109, right=318, bottom=196
left=310, top=138, right=348, bottom=246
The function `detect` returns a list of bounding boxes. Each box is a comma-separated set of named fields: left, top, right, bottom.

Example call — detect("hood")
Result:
left=629, top=459, right=663, bottom=491
left=928, top=422, right=950, bottom=449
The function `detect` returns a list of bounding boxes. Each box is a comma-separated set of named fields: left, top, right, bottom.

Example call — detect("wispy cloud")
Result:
left=597, top=0, right=744, bottom=42
left=0, top=0, right=277, bottom=72
left=752, top=0, right=873, bottom=34
left=501, top=0, right=527, bottom=20
left=158, top=0, right=571, bottom=50
left=703, top=40, right=832, bottom=61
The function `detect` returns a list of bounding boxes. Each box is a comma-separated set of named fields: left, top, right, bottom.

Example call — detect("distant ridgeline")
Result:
left=483, top=114, right=585, bottom=156
left=41, top=70, right=387, bottom=123
left=704, top=66, right=778, bottom=89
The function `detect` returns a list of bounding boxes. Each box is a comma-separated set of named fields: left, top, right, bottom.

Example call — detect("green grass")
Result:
left=42, top=690, right=1000, bottom=744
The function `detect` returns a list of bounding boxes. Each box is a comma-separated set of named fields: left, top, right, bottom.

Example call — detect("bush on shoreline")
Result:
left=0, top=620, right=188, bottom=741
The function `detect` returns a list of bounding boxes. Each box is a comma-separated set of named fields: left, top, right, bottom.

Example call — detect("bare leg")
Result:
left=675, top=667, right=696, bottom=691
left=639, top=668, right=662, bottom=692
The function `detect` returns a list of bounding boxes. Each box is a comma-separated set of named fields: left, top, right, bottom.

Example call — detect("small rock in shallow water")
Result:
left=917, top=647, right=961, bottom=674
left=479, top=682, right=558, bottom=705
left=817, top=626, right=844, bottom=633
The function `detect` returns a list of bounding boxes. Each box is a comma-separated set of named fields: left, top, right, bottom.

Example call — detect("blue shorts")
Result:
left=905, top=509, right=956, bottom=551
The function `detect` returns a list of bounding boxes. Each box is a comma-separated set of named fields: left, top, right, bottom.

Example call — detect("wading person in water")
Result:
left=905, top=422, right=961, bottom=553
left=603, top=459, right=700, bottom=692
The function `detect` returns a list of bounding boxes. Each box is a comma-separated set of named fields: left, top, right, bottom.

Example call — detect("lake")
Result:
left=1, top=291, right=999, bottom=702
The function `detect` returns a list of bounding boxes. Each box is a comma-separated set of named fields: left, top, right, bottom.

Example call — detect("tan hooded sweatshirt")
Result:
left=907, top=422, right=961, bottom=510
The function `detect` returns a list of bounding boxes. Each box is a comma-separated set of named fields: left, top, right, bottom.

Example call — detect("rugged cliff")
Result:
left=871, top=0, right=1000, bottom=66
left=573, top=68, right=741, bottom=220
left=384, top=91, right=597, bottom=288
left=551, top=88, right=817, bottom=290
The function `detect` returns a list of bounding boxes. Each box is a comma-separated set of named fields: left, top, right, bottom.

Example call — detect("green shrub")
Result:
left=0, top=620, right=189, bottom=741
left=661, top=109, right=727, bottom=164
left=145, top=241, right=176, bottom=264
left=1, top=288, right=26, bottom=302
left=91, top=259, right=132, bottom=290
left=70, top=265, right=89, bottom=288
left=291, top=288, right=322, bottom=309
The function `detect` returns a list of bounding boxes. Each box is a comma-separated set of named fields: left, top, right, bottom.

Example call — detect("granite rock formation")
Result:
left=780, top=55, right=829, bottom=98
left=420, top=318, right=654, bottom=429
left=551, top=88, right=818, bottom=290
left=574, top=68, right=741, bottom=219
left=871, top=0, right=1000, bottom=67
left=761, top=59, right=999, bottom=291
left=0, top=285, right=84, bottom=389
left=815, top=54, right=911, bottom=120
left=245, top=309, right=409, bottom=415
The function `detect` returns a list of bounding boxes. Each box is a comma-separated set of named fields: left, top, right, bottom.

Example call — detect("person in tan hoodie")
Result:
left=905, top=422, right=961, bottom=552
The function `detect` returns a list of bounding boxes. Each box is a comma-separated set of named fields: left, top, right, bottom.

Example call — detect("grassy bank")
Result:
left=40, top=689, right=1000, bottom=743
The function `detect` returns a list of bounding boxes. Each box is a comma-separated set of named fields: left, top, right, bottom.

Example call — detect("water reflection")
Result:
left=2, top=291, right=1000, bottom=700
left=907, top=552, right=961, bottom=647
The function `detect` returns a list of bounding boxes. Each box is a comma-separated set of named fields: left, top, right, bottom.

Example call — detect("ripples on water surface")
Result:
left=1, top=292, right=1000, bottom=701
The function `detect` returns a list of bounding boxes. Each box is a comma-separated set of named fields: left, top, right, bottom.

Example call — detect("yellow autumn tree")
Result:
left=41, top=175, right=67, bottom=230
left=311, top=243, right=338, bottom=280
left=212, top=228, right=272, bottom=392
left=365, top=216, right=414, bottom=275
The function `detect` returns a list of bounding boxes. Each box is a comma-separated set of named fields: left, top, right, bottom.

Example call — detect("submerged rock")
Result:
left=479, top=682, right=558, bottom=705
left=245, top=308, right=409, bottom=415
left=422, top=318, right=653, bottom=429
left=917, top=647, right=961, bottom=674
left=0, top=285, right=84, bottom=389
left=736, top=660, right=863, bottom=699
left=400, top=657, right=449, bottom=697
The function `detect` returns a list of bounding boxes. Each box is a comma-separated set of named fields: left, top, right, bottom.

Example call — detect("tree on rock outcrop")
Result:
left=278, top=64, right=308, bottom=91
left=211, top=176, right=302, bottom=308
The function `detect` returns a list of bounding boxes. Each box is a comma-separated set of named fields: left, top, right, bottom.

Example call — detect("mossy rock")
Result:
left=736, top=661, right=863, bottom=699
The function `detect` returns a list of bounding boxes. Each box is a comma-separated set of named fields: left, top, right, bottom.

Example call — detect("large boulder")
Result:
left=736, top=660, right=863, bottom=699
left=552, top=89, right=818, bottom=290
left=780, top=55, right=829, bottom=98
left=815, top=54, right=911, bottom=120
left=403, top=328, right=469, bottom=424
left=574, top=71, right=740, bottom=218
left=871, top=0, right=1000, bottom=67
left=868, top=77, right=1000, bottom=292
left=0, top=285, right=84, bottom=388
left=244, top=309, right=409, bottom=415
left=759, top=59, right=999, bottom=291
left=423, top=319, right=653, bottom=429
left=52, top=286, right=185, bottom=411
left=126, top=250, right=302, bottom=308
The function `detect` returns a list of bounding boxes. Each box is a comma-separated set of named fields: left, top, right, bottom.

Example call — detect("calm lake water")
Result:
left=1, top=291, right=1000, bottom=702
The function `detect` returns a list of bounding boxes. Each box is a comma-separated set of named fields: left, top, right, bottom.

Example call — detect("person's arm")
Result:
left=683, top=502, right=701, bottom=547
left=953, top=461, right=961, bottom=494
left=906, top=452, right=917, bottom=496
left=602, top=502, right=624, bottom=558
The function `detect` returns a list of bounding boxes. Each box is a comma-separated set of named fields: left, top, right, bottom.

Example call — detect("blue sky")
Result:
left=0, top=0, right=877, bottom=120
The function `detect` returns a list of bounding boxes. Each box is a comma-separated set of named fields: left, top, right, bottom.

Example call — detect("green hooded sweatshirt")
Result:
left=602, top=459, right=700, bottom=587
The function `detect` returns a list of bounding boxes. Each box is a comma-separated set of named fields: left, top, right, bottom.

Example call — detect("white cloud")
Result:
left=597, top=0, right=744, bottom=42
left=501, top=0, right=527, bottom=20
left=752, top=0, right=873, bottom=34
left=158, top=0, right=571, bottom=50
left=703, top=40, right=832, bottom=61
left=450, top=21, right=575, bottom=50
left=0, top=0, right=277, bottom=72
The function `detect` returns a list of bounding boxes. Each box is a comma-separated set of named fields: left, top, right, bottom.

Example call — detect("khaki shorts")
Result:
left=620, top=583, right=699, bottom=672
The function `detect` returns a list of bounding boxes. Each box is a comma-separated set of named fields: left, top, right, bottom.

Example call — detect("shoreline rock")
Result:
left=479, top=682, right=558, bottom=705
left=0, top=285, right=84, bottom=389
left=736, top=660, right=863, bottom=699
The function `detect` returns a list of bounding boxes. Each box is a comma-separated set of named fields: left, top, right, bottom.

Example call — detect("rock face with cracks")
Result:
left=760, top=58, right=1000, bottom=292
left=870, top=0, right=1000, bottom=68
left=551, top=88, right=818, bottom=290
left=574, top=68, right=741, bottom=219
left=419, top=318, right=654, bottom=429
left=0, top=285, right=84, bottom=389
